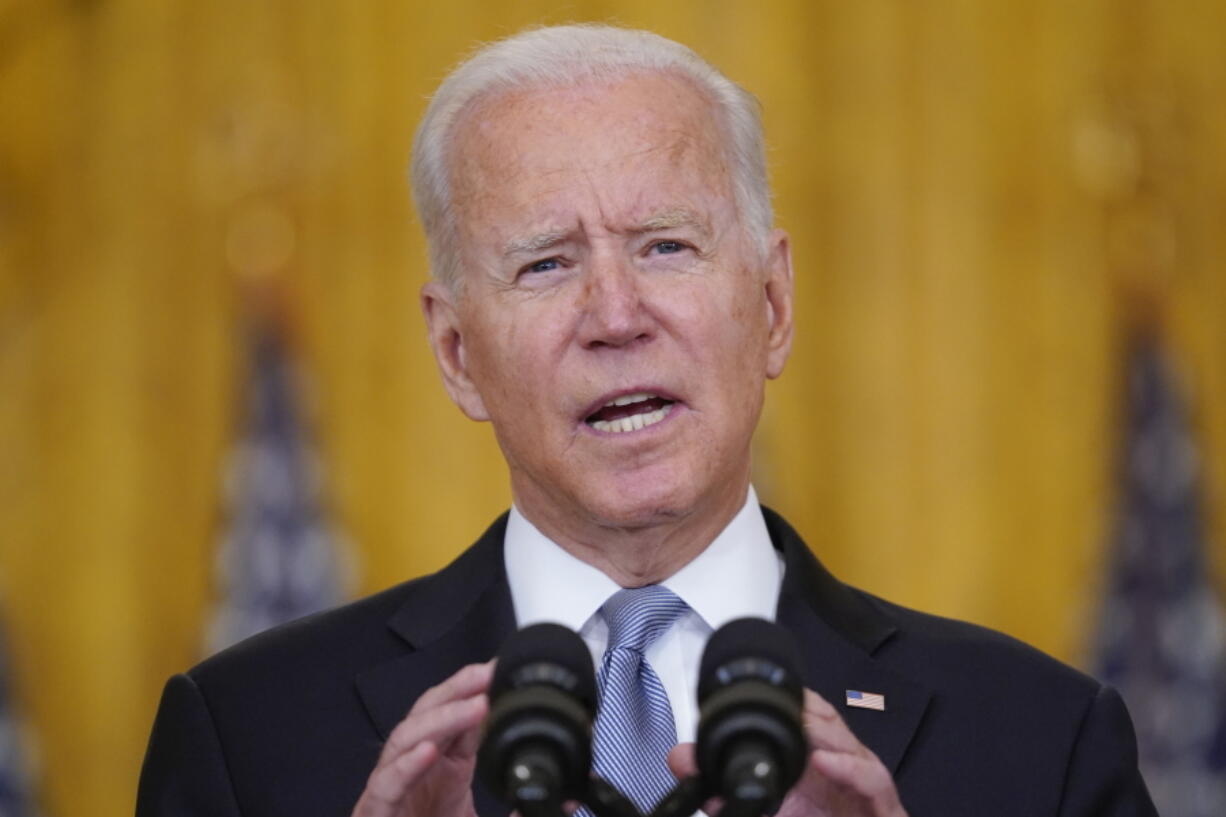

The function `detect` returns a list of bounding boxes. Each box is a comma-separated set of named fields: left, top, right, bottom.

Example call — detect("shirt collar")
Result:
left=661, top=486, right=781, bottom=629
left=505, top=486, right=781, bottom=631
left=504, top=506, right=621, bottom=633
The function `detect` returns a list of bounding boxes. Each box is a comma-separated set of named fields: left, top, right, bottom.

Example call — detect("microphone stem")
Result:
left=584, top=777, right=645, bottom=817
left=648, top=776, right=706, bottom=817
left=716, top=798, right=769, bottom=817
left=518, top=804, right=567, bottom=817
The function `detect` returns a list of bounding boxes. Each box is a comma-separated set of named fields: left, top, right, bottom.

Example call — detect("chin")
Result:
left=576, top=472, right=696, bottom=531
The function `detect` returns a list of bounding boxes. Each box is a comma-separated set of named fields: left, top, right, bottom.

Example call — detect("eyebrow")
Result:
left=502, top=231, right=570, bottom=257
left=632, top=207, right=710, bottom=237
left=500, top=208, right=712, bottom=258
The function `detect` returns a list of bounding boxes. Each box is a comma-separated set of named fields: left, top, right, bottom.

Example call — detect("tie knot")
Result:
left=602, top=585, right=687, bottom=653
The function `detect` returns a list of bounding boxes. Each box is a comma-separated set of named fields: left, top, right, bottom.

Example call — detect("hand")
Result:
left=667, top=688, right=908, bottom=817
left=351, top=661, right=493, bottom=817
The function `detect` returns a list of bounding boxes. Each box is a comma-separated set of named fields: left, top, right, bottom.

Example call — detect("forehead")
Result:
left=447, top=71, right=735, bottom=237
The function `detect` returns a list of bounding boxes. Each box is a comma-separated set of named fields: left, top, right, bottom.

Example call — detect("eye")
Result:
left=650, top=240, right=686, bottom=255
left=523, top=257, right=561, bottom=274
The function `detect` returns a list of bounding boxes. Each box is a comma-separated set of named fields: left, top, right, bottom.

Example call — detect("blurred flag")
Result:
left=207, top=322, right=354, bottom=653
left=1093, top=338, right=1226, bottom=817
left=0, top=622, right=37, bottom=817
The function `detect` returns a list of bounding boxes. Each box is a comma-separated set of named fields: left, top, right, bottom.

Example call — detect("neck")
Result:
left=511, top=476, right=751, bottom=587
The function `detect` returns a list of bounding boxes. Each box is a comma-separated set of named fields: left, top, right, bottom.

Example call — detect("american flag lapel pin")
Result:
left=845, top=689, right=886, bottom=711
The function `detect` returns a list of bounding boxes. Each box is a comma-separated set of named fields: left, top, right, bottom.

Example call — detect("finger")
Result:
left=666, top=742, right=698, bottom=779
left=410, top=660, right=494, bottom=714
left=381, top=692, right=488, bottom=764
left=354, top=741, right=438, bottom=817
left=665, top=744, right=722, bottom=815
left=805, top=687, right=838, bottom=719
left=449, top=706, right=488, bottom=760
left=803, top=689, right=865, bottom=755
left=811, top=749, right=906, bottom=815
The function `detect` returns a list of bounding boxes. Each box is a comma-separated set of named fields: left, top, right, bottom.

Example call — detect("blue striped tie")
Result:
left=588, top=585, right=688, bottom=815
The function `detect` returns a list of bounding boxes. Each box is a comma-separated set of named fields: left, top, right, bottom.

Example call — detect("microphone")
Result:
left=477, top=623, right=597, bottom=817
left=695, top=618, right=807, bottom=816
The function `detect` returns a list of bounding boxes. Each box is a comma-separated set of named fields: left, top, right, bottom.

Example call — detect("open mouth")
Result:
left=584, top=392, right=677, bottom=434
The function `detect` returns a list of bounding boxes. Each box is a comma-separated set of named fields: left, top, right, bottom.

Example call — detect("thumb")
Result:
left=668, top=744, right=725, bottom=817
left=667, top=742, right=698, bottom=779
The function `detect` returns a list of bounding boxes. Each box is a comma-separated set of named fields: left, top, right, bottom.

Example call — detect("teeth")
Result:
left=605, top=392, right=656, bottom=408
left=590, top=404, right=672, bottom=434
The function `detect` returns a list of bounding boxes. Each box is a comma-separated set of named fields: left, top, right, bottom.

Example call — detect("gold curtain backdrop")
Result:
left=1, top=1, right=1223, bottom=816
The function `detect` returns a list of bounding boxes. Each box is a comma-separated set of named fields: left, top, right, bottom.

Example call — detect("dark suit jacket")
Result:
left=137, top=509, right=1156, bottom=816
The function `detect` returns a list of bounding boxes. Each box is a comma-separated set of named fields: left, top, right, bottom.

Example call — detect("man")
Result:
left=137, top=24, right=1157, bottom=817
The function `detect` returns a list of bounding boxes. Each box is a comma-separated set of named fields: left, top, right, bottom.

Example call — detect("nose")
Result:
left=577, top=253, right=655, bottom=350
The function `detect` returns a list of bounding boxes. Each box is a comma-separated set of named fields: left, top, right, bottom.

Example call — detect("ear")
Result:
left=421, top=279, right=490, bottom=421
left=762, top=228, right=794, bottom=379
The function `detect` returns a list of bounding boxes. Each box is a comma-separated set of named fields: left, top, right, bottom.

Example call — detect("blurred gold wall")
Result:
left=1, top=1, right=1224, bottom=816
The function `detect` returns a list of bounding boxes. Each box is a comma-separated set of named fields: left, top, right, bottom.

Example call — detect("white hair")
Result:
left=410, top=24, right=773, bottom=288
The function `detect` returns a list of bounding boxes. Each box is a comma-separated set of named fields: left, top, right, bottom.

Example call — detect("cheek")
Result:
left=710, top=280, right=771, bottom=411
left=726, top=263, right=769, bottom=321
left=461, top=314, right=522, bottom=408
left=698, top=274, right=770, bottom=357
left=466, top=305, right=569, bottom=405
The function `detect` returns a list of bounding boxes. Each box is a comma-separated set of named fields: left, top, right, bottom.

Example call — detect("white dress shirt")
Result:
left=504, top=486, right=784, bottom=744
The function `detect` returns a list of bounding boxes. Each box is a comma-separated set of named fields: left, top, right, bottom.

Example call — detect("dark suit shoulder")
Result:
left=189, top=576, right=421, bottom=689
left=765, top=507, right=1146, bottom=815
left=765, top=505, right=1101, bottom=703
left=859, top=588, right=1102, bottom=701
left=146, top=515, right=512, bottom=817
left=189, top=512, right=509, bottom=691
left=864, top=589, right=1155, bottom=816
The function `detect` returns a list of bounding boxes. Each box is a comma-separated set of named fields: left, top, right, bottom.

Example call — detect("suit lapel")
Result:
left=766, top=508, right=932, bottom=774
left=353, top=582, right=514, bottom=740
left=353, top=515, right=516, bottom=817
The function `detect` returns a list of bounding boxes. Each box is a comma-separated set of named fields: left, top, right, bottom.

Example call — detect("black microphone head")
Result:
left=490, top=622, right=597, bottom=716
left=478, top=623, right=596, bottom=808
left=696, top=618, right=807, bottom=810
left=697, top=617, right=803, bottom=704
